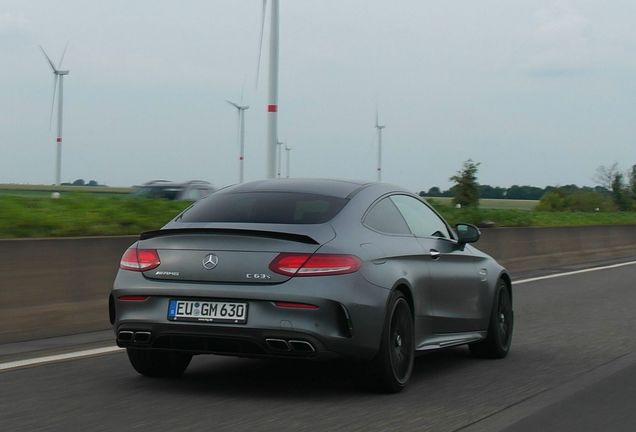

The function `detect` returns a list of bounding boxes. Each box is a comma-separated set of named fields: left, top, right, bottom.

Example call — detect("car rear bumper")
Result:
left=111, top=271, right=390, bottom=361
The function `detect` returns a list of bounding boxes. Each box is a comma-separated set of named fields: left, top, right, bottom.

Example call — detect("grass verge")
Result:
left=0, top=194, right=189, bottom=238
left=1, top=195, right=636, bottom=239
left=433, top=205, right=636, bottom=227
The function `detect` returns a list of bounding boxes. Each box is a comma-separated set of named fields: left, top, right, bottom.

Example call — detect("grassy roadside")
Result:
left=0, top=195, right=189, bottom=238
left=434, top=206, right=636, bottom=227
left=1, top=195, right=636, bottom=239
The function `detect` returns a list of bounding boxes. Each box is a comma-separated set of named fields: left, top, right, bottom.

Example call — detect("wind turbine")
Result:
left=375, top=109, right=386, bottom=182
left=256, top=0, right=280, bottom=179
left=284, top=143, right=291, bottom=178
left=40, top=44, right=69, bottom=189
left=226, top=99, right=249, bottom=183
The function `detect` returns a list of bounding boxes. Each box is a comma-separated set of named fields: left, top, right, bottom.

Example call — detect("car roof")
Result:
left=219, top=178, right=371, bottom=199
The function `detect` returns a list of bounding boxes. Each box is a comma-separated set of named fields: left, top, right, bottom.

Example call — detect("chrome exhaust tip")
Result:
left=133, top=331, right=151, bottom=344
left=265, top=338, right=291, bottom=351
left=288, top=340, right=316, bottom=353
left=117, top=331, right=134, bottom=342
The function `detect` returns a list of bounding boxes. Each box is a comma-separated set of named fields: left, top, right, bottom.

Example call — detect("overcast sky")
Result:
left=1, top=0, right=635, bottom=191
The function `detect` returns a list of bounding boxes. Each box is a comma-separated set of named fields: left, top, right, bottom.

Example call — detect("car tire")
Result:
left=469, top=279, right=513, bottom=359
left=355, top=291, right=415, bottom=393
left=127, top=348, right=192, bottom=378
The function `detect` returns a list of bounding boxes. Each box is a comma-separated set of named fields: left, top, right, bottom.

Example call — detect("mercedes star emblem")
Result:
left=202, top=253, right=219, bottom=270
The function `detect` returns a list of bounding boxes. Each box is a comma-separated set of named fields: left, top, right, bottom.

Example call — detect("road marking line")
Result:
left=514, top=260, right=636, bottom=285
left=0, top=346, right=123, bottom=372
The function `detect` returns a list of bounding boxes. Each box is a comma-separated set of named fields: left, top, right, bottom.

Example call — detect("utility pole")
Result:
left=276, top=140, right=284, bottom=178
left=375, top=111, right=385, bottom=182
left=285, top=144, right=291, bottom=178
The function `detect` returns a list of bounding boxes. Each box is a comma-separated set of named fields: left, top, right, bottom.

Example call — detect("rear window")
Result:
left=179, top=192, right=348, bottom=224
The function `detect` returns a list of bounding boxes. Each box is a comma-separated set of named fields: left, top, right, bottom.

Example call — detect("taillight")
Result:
left=119, top=247, right=161, bottom=272
left=269, top=253, right=361, bottom=277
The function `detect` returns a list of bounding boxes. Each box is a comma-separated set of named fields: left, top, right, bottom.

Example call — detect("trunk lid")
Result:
left=137, top=224, right=335, bottom=284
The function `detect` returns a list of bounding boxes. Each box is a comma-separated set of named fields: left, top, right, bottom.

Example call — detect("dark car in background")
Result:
left=132, top=180, right=215, bottom=201
left=111, top=179, right=513, bottom=392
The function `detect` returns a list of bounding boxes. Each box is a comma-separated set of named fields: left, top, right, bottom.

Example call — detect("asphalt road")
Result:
left=2, top=262, right=636, bottom=432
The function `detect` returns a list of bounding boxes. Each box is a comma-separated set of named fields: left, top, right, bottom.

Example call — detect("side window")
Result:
left=363, top=198, right=412, bottom=235
left=390, top=195, right=451, bottom=239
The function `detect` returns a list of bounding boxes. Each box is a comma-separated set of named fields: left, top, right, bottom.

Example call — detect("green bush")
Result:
left=537, top=190, right=615, bottom=212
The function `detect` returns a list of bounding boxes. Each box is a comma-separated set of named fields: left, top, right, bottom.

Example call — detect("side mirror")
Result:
left=455, top=223, right=481, bottom=245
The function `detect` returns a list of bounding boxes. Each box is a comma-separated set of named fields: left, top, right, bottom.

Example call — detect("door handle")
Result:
left=429, top=249, right=441, bottom=260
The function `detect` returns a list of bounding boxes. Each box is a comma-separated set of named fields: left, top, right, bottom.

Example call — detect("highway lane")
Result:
left=2, top=263, right=636, bottom=432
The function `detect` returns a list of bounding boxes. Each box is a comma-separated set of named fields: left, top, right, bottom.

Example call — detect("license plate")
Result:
left=167, top=299, right=248, bottom=324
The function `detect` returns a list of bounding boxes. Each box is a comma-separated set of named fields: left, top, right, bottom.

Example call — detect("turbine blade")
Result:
left=39, top=45, right=57, bottom=72
left=255, top=0, right=267, bottom=88
left=49, top=75, right=58, bottom=129
left=58, top=41, right=69, bottom=68
left=226, top=99, right=240, bottom=109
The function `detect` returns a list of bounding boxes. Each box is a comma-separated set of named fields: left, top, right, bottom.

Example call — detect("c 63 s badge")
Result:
left=246, top=273, right=272, bottom=280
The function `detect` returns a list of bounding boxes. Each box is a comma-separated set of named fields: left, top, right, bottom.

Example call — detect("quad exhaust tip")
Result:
left=118, top=331, right=134, bottom=342
left=134, top=331, right=151, bottom=344
left=118, top=330, right=151, bottom=344
left=288, top=340, right=316, bottom=352
left=265, top=338, right=290, bottom=351
left=265, top=338, right=315, bottom=353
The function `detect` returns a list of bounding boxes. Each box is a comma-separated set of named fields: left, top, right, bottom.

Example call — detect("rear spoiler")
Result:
left=139, top=228, right=320, bottom=245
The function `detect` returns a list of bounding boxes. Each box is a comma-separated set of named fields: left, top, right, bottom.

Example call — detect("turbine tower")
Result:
left=256, top=0, right=280, bottom=179
left=226, top=100, right=249, bottom=183
left=285, top=143, right=291, bottom=178
left=375, top=109, right=385, bottom=182
left=40, top=45, right=69, bottom=188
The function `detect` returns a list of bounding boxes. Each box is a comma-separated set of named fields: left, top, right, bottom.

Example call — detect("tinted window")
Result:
left=180, top=192, right=348, bottom=224
left=390, top=195, right=451, bottom=239
left=364, top=198, right=412, bottom=235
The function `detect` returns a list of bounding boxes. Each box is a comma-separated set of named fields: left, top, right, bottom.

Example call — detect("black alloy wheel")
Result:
left=388, top=298, right=415, bottom=385
left=470, top=279, right=513, bottom=358
left=356, top=291, right=415, bottom=393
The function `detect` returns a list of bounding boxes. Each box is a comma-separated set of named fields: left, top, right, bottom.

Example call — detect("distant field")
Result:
left=0, top=184, right=132, bottom=198
left=425, top=197, right=538, bottom=210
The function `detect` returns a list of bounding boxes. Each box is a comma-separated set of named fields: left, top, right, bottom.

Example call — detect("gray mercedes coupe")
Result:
left=110, top=179, right=513, bottom=392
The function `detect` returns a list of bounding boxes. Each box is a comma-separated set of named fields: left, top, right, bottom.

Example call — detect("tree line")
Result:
left=422, top=160, right=636, bottom=211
